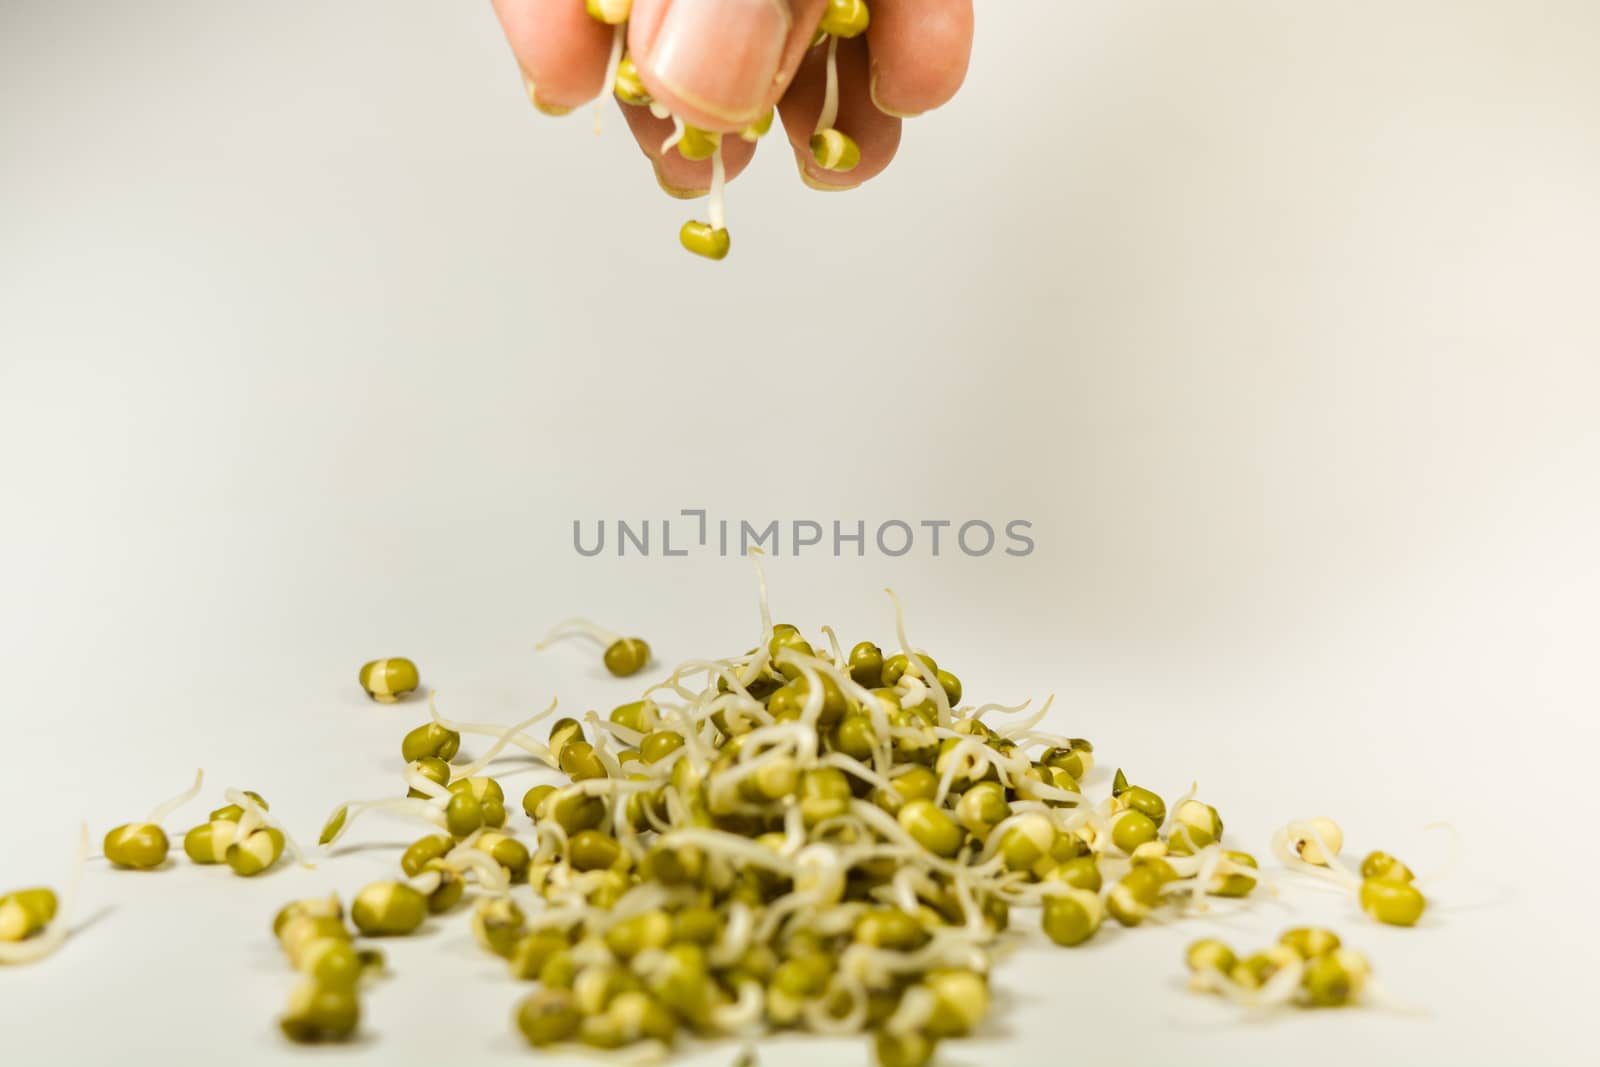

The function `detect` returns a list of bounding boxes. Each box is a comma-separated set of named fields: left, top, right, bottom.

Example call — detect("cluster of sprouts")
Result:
left=185, top=782, right=309, bottom=877
left=5, top=558, right=1448, bottom=1061
left=96, top=769, right=308, bottom=878
left=579, top=0, right=872, bottom=260
left=1185, top=928, right=1380, bottom=1012
left=273, top=893, right=388, bottom=1042
left=301, top=554, right=1370, bottom=1065
left=319, top=698, right=559, bottom=848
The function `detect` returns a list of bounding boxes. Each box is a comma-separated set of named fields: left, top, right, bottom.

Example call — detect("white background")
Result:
left=2, top=1, right=1596, bottom=1064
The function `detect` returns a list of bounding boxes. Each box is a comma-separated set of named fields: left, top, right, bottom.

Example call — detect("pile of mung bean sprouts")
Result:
left=2, top=560, right=1440, bottom=1063
left=583, top=0, right=872, bottom=260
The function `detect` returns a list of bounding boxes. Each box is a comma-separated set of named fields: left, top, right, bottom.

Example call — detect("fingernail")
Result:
left=648, top=0, right=790, bottom=126
left=524, top=75, right=574, bottom=117
left=653, top=163, right=709, bottom=200
left=869, top=63, right=920, bottom=118
left=797, top=158, right=858, bottom=193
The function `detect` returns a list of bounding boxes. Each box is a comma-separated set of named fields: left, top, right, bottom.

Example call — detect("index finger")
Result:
left=492, top=0, right=615, bottom=112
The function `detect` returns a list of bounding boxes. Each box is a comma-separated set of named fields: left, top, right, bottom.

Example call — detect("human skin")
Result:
left=490, top=0, right=974, bottom=195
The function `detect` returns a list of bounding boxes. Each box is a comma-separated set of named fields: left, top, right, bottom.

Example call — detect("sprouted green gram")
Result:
left=175, top=786, right=310, bottom=877
left=274, top=893, right=388, bottom=1043
left=102, top=768, right=205, bottom=869
left=0, top=888, right=55, bottom=942
left=1270, top=819, right=1430, bottom=927
left=9, top=560, right=1443, bottom=1059
left=573, top=3, right=871, bottom=259
left=358, top=657, right=420, bottom=704
left=820, top=0, right=871, bottom=39
left=1185, top=929, right=1387, bottom=1012
left=586, top=0, right=631, bottom=26
left=0, top=825, right=87, bottom=965
left=309, top=561, right=1327, bottom=1066
left=319, top=699, right=563, bottom=849
left=808, top=36, right=861, bottom=173
left=538, top=618, right=653, bottom=677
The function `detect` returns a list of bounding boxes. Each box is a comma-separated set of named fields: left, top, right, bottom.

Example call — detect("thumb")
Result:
left=629, top=0, right=826, bottom=132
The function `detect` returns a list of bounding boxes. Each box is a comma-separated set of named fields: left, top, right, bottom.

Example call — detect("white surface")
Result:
left=2, top=1, right=1596, bottom=1064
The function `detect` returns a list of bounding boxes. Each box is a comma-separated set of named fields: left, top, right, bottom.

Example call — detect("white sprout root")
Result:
left=710, top=979, right=764, bottom=1032
left=708, top=140, right=727, bottom=232
left=815, top=34, right=840, bottom=135
left=884, top=588, right=950, bottom=728
left=145, top=768, right=205, bottom=825
left=537, top=617, right=626, bottom=651
left=595, top=23, right=624, bottom=135
left=431, top=691, right=557, bottom=768
left=443, top=840, right=511, bottom=893
left=451, top=699, right=561, bottom=776
left=659, top=115, right=686, bottom=157
left=993, top=696, right=1056, bottom=740
left=402, top=764, right=451, bottom=801
left=407, top=867, right=445, bottom=896
left=818, top=624, right=846, bottom=668
left=0, top=824, right=89, bottom=966
left=320, top=796, right=447, bottom=851
left=748, top=547, right=773, bottom=638
left=1270, top=821, right=1360, bottom=891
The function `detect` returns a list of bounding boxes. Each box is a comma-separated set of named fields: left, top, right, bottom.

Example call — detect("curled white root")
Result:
left=537, top=617, right=624, bottom=650
left=431, top=691, right=557, bottom=768
left=452, top=699, right=561, bottom=776
left=442, top=839, right=511, bottom=892
left=145, top=768, right=205, bottom=825
left=659, top=113, right=687, bottom=156
left=1270, top=822, right=1360, bottom=891
left=709, top=980, right=765, bottom=1034
left=994, top=696, right=1055, bottom=740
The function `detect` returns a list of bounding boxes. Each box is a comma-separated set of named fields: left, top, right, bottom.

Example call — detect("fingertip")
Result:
left=865, top=0, right=973, bottom=116
left=493, top=0, right=615, bottom=109
left=794, top=150, right=861, bottom=192
left=654, top=166, right=710, bottom=199
left=867, top=64, right=919, bottom=119
left=523, top=74, right=576, bottom=117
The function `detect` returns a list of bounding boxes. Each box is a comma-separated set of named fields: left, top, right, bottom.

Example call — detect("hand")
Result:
left=491, top=0, right=974, bottom=195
